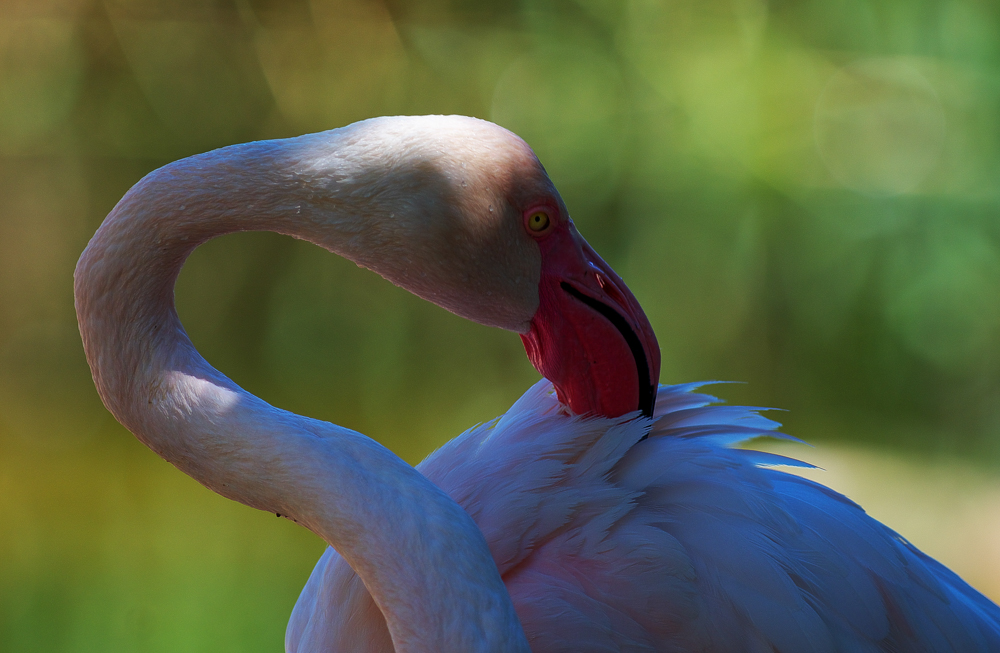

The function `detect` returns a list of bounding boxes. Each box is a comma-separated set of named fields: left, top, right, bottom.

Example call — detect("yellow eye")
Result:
left=527, top=211, right=550, bottom=232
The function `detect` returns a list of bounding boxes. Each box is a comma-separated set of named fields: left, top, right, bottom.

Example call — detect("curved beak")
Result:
left=520, top=222, right=661, bottom=418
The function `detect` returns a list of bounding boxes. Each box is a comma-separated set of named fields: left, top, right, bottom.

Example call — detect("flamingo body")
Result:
left=289, top=380, right=1000, bottom=653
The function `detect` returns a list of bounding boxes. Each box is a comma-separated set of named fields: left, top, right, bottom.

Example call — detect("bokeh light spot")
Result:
left=815, top=58, right=946, bottom=196
left=883, top=225, right=1000, bottom=371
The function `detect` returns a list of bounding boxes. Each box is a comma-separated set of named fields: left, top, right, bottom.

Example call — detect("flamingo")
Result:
left=74, top=115, right=1000, bottom=652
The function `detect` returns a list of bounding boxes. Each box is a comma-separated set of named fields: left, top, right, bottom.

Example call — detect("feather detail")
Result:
left=289, top=380, right=1000, bottom=652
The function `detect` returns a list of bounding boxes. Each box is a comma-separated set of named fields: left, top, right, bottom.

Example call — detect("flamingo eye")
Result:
left=526, top=210, right=551, bottom=234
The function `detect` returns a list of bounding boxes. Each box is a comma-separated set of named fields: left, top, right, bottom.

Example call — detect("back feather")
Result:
left=287, top=380, right=1000, bottom=652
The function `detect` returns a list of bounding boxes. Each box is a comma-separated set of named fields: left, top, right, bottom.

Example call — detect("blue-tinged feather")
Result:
left=290, top=380, right=1000, bottom=652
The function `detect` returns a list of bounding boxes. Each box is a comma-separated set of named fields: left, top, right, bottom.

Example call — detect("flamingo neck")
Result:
left=74, top=132, right=529, bottom=653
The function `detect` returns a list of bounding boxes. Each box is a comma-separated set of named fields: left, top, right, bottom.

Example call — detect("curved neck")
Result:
left=74, top=132, right=529, bottom=653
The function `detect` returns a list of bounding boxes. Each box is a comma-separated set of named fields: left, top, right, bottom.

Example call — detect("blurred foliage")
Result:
left=3, top=0, right=1000, bottom=649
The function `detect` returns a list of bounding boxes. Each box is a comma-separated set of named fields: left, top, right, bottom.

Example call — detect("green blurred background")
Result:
left=3, top=0, right=1000, bottom=649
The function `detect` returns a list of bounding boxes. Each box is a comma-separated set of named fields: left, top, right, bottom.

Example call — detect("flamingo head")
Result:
left=303, top=115, right=660, bottom=419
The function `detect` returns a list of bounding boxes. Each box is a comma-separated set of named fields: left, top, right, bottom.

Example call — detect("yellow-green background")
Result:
left=3, top=0, right=1000, bottom=650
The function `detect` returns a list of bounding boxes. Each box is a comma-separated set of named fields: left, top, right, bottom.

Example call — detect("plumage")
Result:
left=73, top=114, right=1000, bottom=653
left=289, top=380, right=1000, bottom=652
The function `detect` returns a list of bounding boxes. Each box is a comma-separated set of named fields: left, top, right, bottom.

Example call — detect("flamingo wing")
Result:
left=288, top=381, right=1000, bottom=652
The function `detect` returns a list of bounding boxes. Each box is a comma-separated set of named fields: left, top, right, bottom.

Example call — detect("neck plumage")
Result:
left=74, top=131, right=529, bottom=653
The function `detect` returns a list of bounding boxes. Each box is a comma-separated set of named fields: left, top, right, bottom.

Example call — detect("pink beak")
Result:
left=520, top=222, right=660, bottom=419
